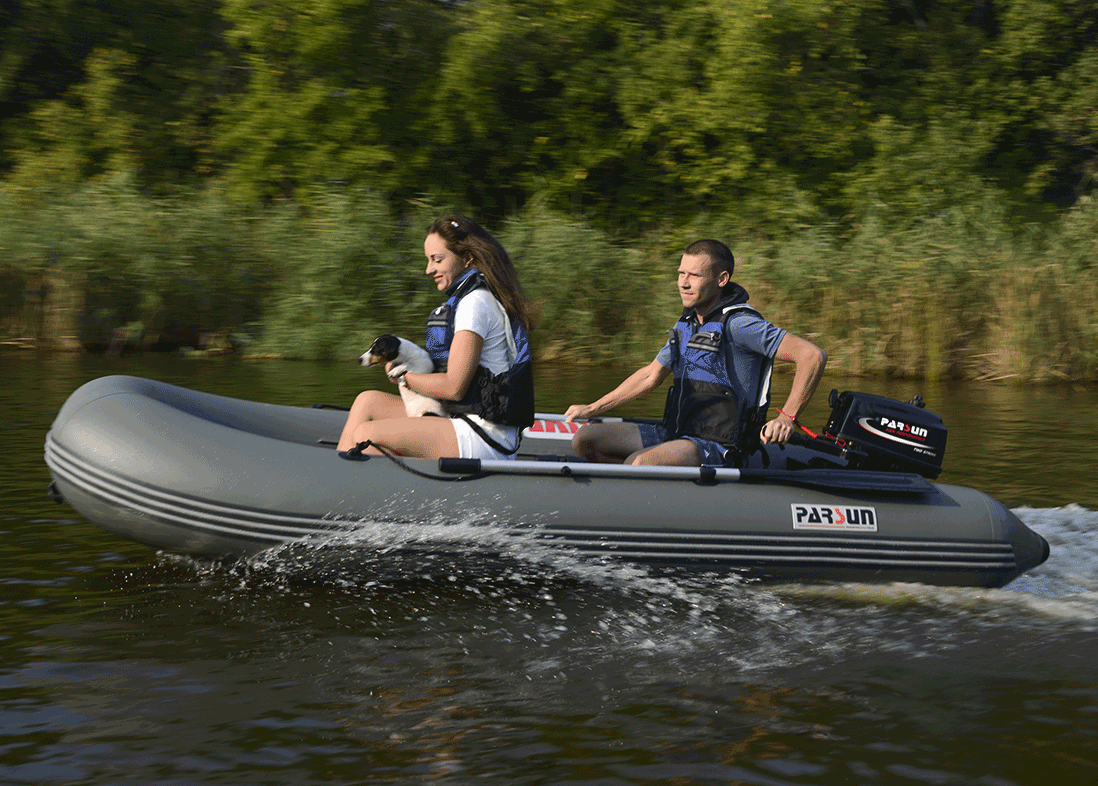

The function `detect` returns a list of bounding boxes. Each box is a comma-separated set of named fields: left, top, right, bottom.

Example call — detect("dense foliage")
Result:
left=4, top=0, right=1095, bottom=225
left=2, top=1, right=1096, bottom=378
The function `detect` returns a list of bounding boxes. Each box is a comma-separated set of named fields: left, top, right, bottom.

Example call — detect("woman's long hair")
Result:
left=427, top=215, right=535, bottom=330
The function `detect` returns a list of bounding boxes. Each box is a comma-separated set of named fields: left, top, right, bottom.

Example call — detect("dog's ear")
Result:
left=368, top=334, right=401, bottom=361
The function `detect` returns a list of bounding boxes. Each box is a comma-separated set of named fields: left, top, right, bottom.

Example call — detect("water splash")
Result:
left=162, top=503, right=1098, bottom=610
left=148, top=504, right=1098, bottom=686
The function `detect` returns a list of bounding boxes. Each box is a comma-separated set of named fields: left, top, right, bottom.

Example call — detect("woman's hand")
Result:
left=384, top=361, right=407, bottom=386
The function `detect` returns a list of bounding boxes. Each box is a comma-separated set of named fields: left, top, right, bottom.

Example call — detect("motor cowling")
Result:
left=823, top=390, right=947, bottom=478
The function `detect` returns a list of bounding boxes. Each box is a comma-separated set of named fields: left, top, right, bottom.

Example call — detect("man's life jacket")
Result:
left=425, top=269, right=535, bottom=427
left=662, top=288, right=774, bottom=464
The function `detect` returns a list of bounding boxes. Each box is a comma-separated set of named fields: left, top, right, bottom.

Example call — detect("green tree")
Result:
left=1, top=0, right=91, bottom=174
left=3, top=1, right=224, bottom=193
left=991, top=0, right=1098, bottom=208
left=7, top=48, right=140, bottom=190
left=3, top=0, right=1096, bottom=234
left=216, top=0, right=453, bottom=204
left=427, top=0, right=634, bottom=220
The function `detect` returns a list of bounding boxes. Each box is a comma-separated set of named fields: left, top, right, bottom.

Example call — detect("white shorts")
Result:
left=450, top=415, right=520, bottom=461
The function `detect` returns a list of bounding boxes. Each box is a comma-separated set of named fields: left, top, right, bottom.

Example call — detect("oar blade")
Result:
left=738, top=468, right=935, bottom=494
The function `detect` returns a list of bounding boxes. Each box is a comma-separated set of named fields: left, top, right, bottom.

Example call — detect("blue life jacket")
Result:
left=425, top=269, right=535, bottom=427
left=662, top=289, right=774, bottom=462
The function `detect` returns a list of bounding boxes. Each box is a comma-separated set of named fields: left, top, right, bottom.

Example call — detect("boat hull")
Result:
left=44, top=375, right=1049, bottom=587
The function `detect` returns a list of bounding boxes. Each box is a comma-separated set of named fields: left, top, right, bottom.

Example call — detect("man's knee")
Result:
left=628, top=445, right=670, bottom=466
left=571, top=426, right=601, bottom=461
left=571, top=423, right=638, bottom=462
left=628, top=448, right=655, bottom=466
left=628, top=439, right=700, bottom=467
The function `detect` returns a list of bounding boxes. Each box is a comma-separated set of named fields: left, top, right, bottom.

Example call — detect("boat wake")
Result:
left=1012, top=505, right=1098, bottom=590
left=756, top=505, right=1098, bottom=628
left=164, top=503, right=1098, bottom=628
left=139, top=504, right=1097, bottom=690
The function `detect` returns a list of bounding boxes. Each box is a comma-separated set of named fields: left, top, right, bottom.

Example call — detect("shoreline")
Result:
left=4, top=342, right=1096, bottom=384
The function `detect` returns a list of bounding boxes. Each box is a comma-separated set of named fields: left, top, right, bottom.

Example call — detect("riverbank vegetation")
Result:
left=2, top=1, right=1096, bottom=380
left=3, top=181, right=1095, bottom=381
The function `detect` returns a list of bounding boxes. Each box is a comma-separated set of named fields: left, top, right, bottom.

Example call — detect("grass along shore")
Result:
left=2, top=184, right=1096, bottom=382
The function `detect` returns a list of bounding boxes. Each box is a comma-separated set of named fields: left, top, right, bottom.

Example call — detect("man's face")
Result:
left=677, top=253, right=728, bottom=314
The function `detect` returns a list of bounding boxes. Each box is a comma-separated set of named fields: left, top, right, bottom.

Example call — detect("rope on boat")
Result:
left=339, top=440, right=489, bottom=482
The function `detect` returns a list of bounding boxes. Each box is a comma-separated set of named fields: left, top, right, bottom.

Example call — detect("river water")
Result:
left=3, top=350, right=1097, bottom=785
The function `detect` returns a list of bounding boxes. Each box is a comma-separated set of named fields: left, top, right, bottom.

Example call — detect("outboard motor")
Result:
left=821, top=390, right=947, bottom=478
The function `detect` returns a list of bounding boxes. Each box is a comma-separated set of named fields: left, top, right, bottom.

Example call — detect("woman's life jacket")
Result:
left=425, top=269, right=535, bottom=427
left=661, top=287, right=776, bottom=463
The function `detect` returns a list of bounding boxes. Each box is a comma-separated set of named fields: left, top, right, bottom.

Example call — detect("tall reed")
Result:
left=728, top=201, right=1098, bottom=381
left=2, top=181, right=1096, bottom=380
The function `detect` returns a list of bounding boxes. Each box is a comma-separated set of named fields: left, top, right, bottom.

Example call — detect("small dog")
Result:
left=359, top=334, right=447, bottom=418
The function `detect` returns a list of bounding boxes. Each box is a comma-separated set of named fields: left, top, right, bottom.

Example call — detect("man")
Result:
left=564, top=239, right=827, bottom=467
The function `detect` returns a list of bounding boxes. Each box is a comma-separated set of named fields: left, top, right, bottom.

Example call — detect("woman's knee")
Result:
left=351, top=389, right=396, bottom=420
left=353, top=389, right=382, bottom=409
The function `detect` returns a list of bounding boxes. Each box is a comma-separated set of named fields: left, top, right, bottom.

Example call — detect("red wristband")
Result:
left=776, top=408, right=818, bottom=439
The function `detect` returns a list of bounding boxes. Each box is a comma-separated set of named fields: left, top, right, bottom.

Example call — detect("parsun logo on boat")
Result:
left=792, top=504, right=878, bottom=532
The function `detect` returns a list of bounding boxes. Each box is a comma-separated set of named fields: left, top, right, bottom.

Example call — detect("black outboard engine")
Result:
left=822, top=390, right=947, bottom=478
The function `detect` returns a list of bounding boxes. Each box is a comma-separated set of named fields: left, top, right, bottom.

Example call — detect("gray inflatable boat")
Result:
left=44, top=375, right=1049, bottom=587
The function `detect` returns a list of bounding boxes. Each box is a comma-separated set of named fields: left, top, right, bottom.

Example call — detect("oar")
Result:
left=437, top=458, right=935, bottom=495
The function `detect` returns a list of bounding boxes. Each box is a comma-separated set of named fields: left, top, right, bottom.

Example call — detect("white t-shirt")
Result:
left=453, top=288, right=513, bottom=375
left=449, top=288, right=521, bottom=459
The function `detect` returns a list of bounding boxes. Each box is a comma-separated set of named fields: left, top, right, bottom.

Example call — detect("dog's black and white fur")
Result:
left=360, top=334, right=447, bottom=418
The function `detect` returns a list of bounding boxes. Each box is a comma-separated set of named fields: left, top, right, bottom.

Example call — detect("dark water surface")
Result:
left=3, top=350, right=1098, bottom=785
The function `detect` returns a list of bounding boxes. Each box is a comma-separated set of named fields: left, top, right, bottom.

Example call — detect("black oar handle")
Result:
left=439, top=458, right=483, bottom=474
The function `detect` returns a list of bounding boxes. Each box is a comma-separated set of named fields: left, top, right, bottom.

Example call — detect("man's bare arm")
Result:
left=564, top=358, right=671, bottom=421
left=760, top=334, right=828, bottom=445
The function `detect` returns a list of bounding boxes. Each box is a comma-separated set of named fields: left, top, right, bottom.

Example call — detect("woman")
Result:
left=335, top=215, right=536, bottom=460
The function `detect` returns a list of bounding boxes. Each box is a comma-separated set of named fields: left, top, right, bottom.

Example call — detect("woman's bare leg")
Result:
left=344, top=415, right=460, bottom=459
left=336, top=390, right=407, bottom=451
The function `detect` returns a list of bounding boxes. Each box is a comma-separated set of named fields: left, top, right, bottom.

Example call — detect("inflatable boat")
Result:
left=44, top=375, right=1049, bottom=587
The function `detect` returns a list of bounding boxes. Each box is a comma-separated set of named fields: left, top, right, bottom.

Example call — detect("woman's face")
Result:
left=424, top=233, right=469, bottom=291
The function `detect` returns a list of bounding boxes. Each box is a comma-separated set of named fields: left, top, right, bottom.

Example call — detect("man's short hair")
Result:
left=685, top=239, right=735, bottom=277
